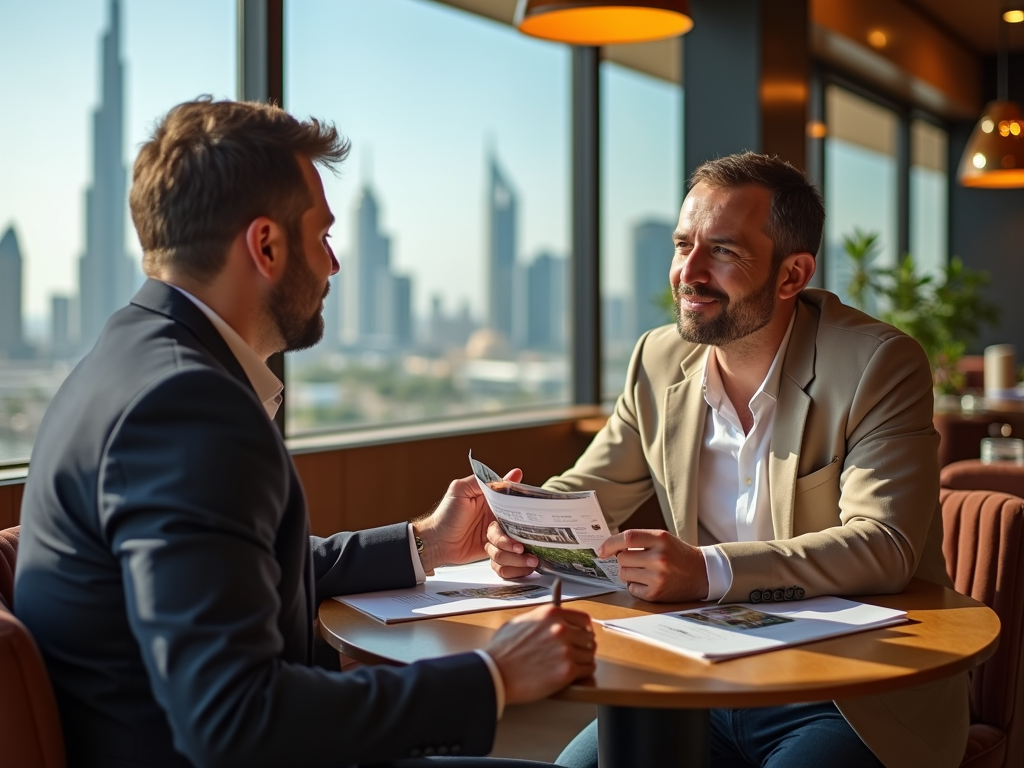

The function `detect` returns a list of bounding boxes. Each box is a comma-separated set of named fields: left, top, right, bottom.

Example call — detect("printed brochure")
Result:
left=600, top=596, right=908, bottom=662
left=470, top=452, right=627, bottom=590
left=332, top=560, right=614, bottom=624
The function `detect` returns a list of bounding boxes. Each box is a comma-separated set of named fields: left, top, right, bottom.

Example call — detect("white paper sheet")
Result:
left=600, top=596, right=908, bottom=662
left=332, top=560, right=615, bottom=623
left=470, top=453, right=627, bottom=589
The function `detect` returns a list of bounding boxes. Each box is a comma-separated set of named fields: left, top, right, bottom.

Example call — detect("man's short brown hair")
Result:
left=688, top=152, right=825, bottom=264
left=130, top=97, right=350, bottom=281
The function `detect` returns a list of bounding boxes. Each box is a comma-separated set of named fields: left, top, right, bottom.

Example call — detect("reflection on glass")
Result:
left=823, top=85, right=897, bottom=311
left=600, top=62, right=682, bottom=399
left=910, top=119, right=949, bottom=280
left=285, top=0, right=571, bottom=435
left=0, top=0, right=234, bottom=463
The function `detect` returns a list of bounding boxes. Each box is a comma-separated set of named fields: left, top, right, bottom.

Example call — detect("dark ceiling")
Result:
left=905, top=0, right=1024, bottom=54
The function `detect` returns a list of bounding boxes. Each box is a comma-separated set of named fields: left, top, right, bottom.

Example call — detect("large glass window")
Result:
left=823, top=85, right=898, bottom=310
left=599, top=61, right=682, bottom=399
left=284, top=0, right=571, bottom=435
left=0, top=0, right=234, bottom=464
left=910, top=119, right=949, bottom=279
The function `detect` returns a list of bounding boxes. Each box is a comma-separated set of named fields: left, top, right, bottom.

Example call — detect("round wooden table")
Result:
left=319, top=578, right=999, bottom=767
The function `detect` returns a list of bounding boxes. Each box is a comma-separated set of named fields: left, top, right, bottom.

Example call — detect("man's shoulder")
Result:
left=798, top=288, right=907, bottom=345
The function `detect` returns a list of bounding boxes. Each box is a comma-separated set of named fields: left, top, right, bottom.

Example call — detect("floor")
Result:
left=490, top=699, right=596, bottom=763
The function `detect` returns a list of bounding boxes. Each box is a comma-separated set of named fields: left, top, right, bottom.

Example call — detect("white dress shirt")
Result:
left=698, top=312, right=796, bottom=601
left=170, top=282, right=505, bottom=716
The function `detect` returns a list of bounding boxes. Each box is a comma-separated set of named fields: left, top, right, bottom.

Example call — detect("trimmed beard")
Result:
left=673, top=261, right=779, bottom=346
left=268, top=241, right=328, bottom=353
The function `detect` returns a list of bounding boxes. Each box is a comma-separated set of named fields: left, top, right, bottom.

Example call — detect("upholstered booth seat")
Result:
left=940, top=459, right=1024, bottom=499
left=0, top=526, right=67, bottom=768
left=941, top=490, right=1024, bottom=768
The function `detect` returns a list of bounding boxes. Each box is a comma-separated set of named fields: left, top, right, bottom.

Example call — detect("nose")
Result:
left=328, top=243, right=340, bottom=276
left=672, top=245, right=710, bottom=288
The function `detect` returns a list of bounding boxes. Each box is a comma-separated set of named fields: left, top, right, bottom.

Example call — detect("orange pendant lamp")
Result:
left=959, top=10, right=1024, bottom=187
left=514, top=0, right=693, bottom=46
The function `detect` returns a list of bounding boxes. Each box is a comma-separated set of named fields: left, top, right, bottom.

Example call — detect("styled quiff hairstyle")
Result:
left=130, top=97, right=350, bottom=281
left=688, top=152, right=825, bottom=264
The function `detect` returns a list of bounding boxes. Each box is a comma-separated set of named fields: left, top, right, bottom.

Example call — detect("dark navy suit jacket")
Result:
left=15, top=280, right=496, bottom=767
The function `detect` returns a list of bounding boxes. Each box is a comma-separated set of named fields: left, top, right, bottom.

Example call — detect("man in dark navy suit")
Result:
left=14, top=98, right=595, bottom=768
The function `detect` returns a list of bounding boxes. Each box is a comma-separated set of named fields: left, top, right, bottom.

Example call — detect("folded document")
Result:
left=600, top=596, right=908, bottom=662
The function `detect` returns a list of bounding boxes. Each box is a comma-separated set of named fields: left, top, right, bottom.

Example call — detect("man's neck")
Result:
left=156, top=272, right=276, bottom=362
left=714, top=305, right=796, bottom=433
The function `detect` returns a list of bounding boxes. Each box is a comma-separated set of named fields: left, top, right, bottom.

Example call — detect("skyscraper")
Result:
left=486, top=154, right=517, bottom=343
left=78, top=0, right=135, bottom=352
left=341, top=183, right=410, bottom=349
left=522, top=251, right=566, bottom=351
left=631, top=220, right=674, bottom=338
left=0, top=225, right=27, bottom=359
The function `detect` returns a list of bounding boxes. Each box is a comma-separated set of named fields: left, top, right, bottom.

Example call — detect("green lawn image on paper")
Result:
left=524, top=544, right=610, bottom=580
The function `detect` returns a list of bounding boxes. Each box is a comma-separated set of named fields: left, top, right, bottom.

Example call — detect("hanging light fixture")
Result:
left=959, top=8, right=1024, bottom=187
left=514, top=0, right=693, bottom=46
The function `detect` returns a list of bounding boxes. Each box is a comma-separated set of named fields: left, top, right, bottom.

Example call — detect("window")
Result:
left=910, top=119, right=949, bottom=279
left=822, top=85, right=898, bottom=310
left=284, top=0, right=572, bottom=435
left=599, top=61, right=682, bottom=399
left=0, top=0, right=234, bottom=464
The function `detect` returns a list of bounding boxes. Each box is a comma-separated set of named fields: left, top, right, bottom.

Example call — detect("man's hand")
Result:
left=484, top=519, right=540, bottom=579
left=484, top=605, right=596, bottom=704
left=413, top=469, right=523, bottom=573
left=598, top=529, right=709, bottom=602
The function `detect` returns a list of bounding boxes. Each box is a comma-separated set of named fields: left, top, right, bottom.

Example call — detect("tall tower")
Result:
left=523, top=251, right=566, bottom=351
left=486, top=154, right=517, bottom=342
left=631, top=220, right=674, bottom=337
left=78, top=0, right=134, bottom=352
left=342, top=185, right=393, bottom=348
left=0, top=226, right=27, bottom=359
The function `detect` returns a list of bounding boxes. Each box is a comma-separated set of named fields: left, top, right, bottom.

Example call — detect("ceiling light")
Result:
left=959, top=101, right=1024, bottom=187
left=1004, top=9, right=1024, bottom=23
left=959, top=12, right=1024, bottom=187
left=514, top=0, right=693, bottom=46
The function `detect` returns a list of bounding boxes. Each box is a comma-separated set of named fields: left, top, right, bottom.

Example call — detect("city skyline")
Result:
left=77, top=0, right=138, bottom=352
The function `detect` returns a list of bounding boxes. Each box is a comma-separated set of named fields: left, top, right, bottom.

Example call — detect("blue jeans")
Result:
left=555, top=702, right=884, bottom=768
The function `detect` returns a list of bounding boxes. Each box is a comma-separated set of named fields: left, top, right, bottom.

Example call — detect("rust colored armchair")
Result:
left=941, top=491, right=1024, bottom=768
left=941, top=460, right=1024, bottom=500
left=0, top=526, right=67, bottom=768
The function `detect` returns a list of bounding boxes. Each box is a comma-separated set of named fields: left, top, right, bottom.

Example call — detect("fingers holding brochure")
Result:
left=485, top=519, right=539, bottom=579
left=484, top=603, right=596, bottom=704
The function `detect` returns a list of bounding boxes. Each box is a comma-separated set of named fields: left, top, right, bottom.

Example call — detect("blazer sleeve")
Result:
left=719, top=332, right=943, bottom=601
left=100, top=368, right=496, bottom=768
left=544, top=329, right=663, bottom=528
left=311, top=524, right=418, bottom=604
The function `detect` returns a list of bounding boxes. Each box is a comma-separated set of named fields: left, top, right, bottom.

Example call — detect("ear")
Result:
left=777, top=252, right=816, bottom=300
left=243, top=217, right=288, bottom=282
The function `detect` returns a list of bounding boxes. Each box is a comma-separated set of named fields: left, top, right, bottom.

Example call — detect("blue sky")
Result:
left=0, top=0, right=682, bottom=329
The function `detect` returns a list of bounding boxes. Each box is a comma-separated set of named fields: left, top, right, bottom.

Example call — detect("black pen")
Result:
left=551, top=577, right=562, bottom=608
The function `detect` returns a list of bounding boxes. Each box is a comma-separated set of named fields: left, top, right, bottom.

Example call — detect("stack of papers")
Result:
left=333, top=560, right=615, bottom=624
left=600, top=597, right=907, bottom=662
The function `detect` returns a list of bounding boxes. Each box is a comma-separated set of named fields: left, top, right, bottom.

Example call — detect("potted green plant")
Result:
left=842, top=231, right=1000, bottom=394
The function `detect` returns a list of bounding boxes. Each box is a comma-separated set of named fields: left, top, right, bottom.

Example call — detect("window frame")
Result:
left=813, top=67, right=951, bottom=292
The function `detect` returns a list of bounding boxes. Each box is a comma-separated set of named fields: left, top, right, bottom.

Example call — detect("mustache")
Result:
left=675, top=283, right=728, bottom=302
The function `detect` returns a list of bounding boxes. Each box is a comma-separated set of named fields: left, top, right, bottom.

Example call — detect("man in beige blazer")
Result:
left=487, top=152, right=967, bottom=768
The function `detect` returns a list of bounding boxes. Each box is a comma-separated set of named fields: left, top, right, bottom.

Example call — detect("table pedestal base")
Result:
left=597, top=705, right=710, bottom=768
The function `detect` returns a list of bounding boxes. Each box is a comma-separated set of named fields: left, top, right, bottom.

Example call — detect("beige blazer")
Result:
left=547, top=288, right=968, bottom=768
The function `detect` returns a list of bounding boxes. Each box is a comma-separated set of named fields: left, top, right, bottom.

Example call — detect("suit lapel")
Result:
left=663, top=346, right=709, bottom=544
left=769, top=299, right=818, bottom=539
left=130, top=278, right=255, bottom=395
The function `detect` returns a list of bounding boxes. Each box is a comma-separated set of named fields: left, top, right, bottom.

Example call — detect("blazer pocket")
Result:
left=793, top=457, right=841, bottom=536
